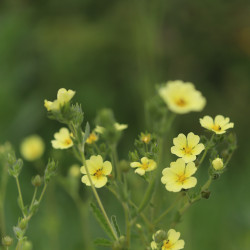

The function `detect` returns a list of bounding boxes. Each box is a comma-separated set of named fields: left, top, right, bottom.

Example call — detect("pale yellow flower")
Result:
left=158, top=80, right=206, bottom=114
left=130, top=157, right=157, bottom=176
left=150, top=241, right=158, bottom=250
left=141, top=133, right=151, bottom=144
left=161, top=159, right=197, bottom=192
left=114, top=123, right=128, bottom=131
left=51, top=128, right=73, bottom=149
left=171, top=132, right=205, bottom=163
left=86, top=132, right=98, bottom=144
left=80, top=155, right=112, bottom=188
left=44, top=88, right=75, bottom=111
left=200, top=115, right=234, bottom=134
left=212, top=158, right=224, bottom=170
left=20, top=135, right=45, bottom=161
left=162, top=229, right=185, bottom=250
left=94, top=125, right=105, bottom=134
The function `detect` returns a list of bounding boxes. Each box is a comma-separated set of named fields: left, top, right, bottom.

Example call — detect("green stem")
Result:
left=154, top=194, right=182, bottom=224
left=111, top=144, right=121, bottom=181
left=15, top=177, right=25, bottom=217
left=122, top=202, right=130, bottom=247
left=38, top=183, right=47, bottom=204
left=29, top=187, right=37, bottom=211
left=80, top=152, right=118, bottom=240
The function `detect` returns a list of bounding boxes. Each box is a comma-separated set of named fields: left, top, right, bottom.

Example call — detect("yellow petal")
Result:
left=173, top=239, right=185, bottom=250
left=173, top=134, right=187, bottom=148
left=135, top=168, right=146, bottom=176
left=93, top=176, right=108, bottom=188
left=102, top=161, right=112, bottom=175
left=192, top=143, right=205, bottom=155
left=170, top=159, right=185, bottom=175
left=130, top=162, right=142, bottom=168
left=185, top=162, right=197, bottom=177
left=182, top=177, right=197, bottom=189
left=168, top=229, right=180, bottom=244
left=200, top=116, right=213, bottom=128
left=187, top=132, right=200, bottom=148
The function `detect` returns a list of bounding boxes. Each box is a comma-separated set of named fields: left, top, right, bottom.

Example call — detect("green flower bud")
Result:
left=119, top=160, right=130, bottom=173
left=32, top=175, right=43, bottom=187
left=18, top=218, right=28, bottom=230
left=201, top=190, right=211, bottom=199
left=153, top=230, right=167, bottom=243
left=2, top=236, right=13, bottom=246
left=22, top=240, right=33, bottom=250
left=212, top=158, right=224, bottom=170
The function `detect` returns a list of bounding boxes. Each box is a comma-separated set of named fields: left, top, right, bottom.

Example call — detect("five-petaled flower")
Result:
left=151, top=229, right=185, bottom=250
left=80, top=155, right=112, bottom=188
left=44, top=88, right=75, bottom=111
left=200, top=115, right=234, bottom=134
left=51, top=128, right=73, bottom=149
left=130, top=157, right=157, bottom=176
left=141, top=133, right=151, bottom=144
left=171, top=132, right=204, bottom=163
left=161, top=158, right=197, bottom=192
left=158, top=80, right=206, bottom=114
left=86, top=132, right=99, bottom=144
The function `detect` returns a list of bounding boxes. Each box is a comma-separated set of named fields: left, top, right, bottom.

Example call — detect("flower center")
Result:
left=64, top=138, right=72, bottom=145
left=178, top=174, right=187, bottom=183
left=163, top=240, right=172, bottom=249
left=94, top=169, right=103, bottom=178
left=212, top=124, right=222, bottom=132
left=176, top=98, right=187, bottom=107
left=141, top=162, right=149, bottom=170
left=183, top=146, right=192, bottom=155
left=142, top=135, right=151, bottom=144
left=87, top=133, right=98, bottom=144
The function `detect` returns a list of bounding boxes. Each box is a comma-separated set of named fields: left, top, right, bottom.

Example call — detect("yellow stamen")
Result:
left=141, top=162, right=149, bottom=170
left=163, top=239, right=172, bottom=249
left=64, top=138, right=72, bottom=145
left=87, top=133, right=98, bottom=144
left=212, top=124, right=222, bottom=132
left=178, top=174, right=187, bottom=183
left=94, top=169, right=103, bottom=178
left=183, top=146, right=192, bottom=155
left=176, top=98, right=187, bottom=107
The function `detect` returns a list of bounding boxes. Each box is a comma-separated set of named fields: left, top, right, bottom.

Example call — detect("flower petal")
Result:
left=192, top=143, right=205, bottom=155
left=102, top=161, right=112, bottom=175
left=130, top=162, right=142, bottom=168
left=182, top=177, right=197, bottom=189
left=94, top=176, right=108, bottom=188
left=135, top=168, right=146, bottom=176
left=187, top=132, right=200, bottom=148
left=170, top=159, right=185, bottom=175
left=173, top=134, right=187, bottom=148
left=173, top=239, right=185, bottom=250
left=185, top=162, right=197, bottom=177
left=168, top=229, right=180, bottom=244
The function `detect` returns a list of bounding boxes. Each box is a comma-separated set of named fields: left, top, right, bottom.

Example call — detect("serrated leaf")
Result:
left=94, top=238, right=113, bottom=246
left=90, top=202, right=115, bottom=240
left=111, top=215, right=121, bottom=237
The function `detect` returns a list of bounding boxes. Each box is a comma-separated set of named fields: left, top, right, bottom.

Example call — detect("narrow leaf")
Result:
left=94, top=238, right=113, bottom=247
left=90, top=202, right=115, bottom=240
left=111, top=215, right=121, bottom=237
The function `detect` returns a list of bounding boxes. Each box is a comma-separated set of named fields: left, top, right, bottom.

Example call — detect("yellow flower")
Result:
left=20, top=135, right=45, bottom=161
left=171, top=132, right=204, bottom=163
left=130, top=157, right=157, bottom=176
left=114, top=123, right=128, bottom=131
left=200, top=115, right=234, bottom=134
left=141, top=133, right=151, bottom=144
left=212, top=158, right=224, bottom=170
left=150, top=241, right=158, bottom=250
left=51, top=128, right=73, bottom=149
left=158, top=80, right=206, bottom=114
left=162, top=229, right=185, bottom=250
left=44, top=88, right=75, bottom=111
left=161, top=159, right=197, bottom=192
left=80, top=155, right=112, bottom=188
left=86, top=132, right=98, bottom=144
left=94, top=125, right=105, bottom=134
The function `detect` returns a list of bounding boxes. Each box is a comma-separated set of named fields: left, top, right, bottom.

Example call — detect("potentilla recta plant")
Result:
left=0, top=82, right=236, bottom=250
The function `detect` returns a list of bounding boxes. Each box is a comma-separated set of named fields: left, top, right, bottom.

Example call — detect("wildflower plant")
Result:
left=1, top=82, right=237, bottom=249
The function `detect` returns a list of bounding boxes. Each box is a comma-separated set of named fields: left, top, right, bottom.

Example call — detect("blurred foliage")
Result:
left=0, top=0, right=250, bottom=249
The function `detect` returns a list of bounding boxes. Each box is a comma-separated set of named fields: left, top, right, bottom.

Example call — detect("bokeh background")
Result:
left=1, top=0, right=250, bottom=249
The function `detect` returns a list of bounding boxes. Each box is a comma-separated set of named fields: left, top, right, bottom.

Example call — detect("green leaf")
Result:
left=90, top=202, right=115, bottom=240
left=83, top=122, right=90, bottom=144
left=111, top=215, right=121, bottom=237
left=94, top=238, right=113, bottom=247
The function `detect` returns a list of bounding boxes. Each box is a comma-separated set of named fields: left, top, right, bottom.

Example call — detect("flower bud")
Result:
left=201, top=190, right=211, bottom=199
left=69, top=165, right=81, bottom=178
left=2, top=236, right=13, bottom=246
left=119, top=160, right=130, bottom=173
left=32, top=175, right=43, bottom=187
left=212, top=158, right=224, bottom=170
left=153, top=230, right=167, bottom=243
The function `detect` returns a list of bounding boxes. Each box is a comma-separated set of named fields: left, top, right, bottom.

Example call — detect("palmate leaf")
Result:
left=111, top=215, right=121, bottom=237
left=94, top=238, right=113, bottom=247
left=90, top=202, right=116, bottom=240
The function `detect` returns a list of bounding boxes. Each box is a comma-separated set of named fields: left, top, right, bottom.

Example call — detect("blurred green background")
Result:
left=0, top=0, right=250, bottom=249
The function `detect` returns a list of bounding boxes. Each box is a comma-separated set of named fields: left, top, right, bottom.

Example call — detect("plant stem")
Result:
left=80, top=152, right=118, bottom=240
left=29, top=187, right=37, bottom=211
left=38, top=183, right=47, bottom=204
left=122, top=202, right=131, bottom=248
left=15, top=177, right=25, bottom=216
left=111, top=144, right=121, bottom=181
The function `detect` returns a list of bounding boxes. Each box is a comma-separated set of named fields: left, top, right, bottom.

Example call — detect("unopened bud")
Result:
left=2, top=236, right=13, bottom=246
left=32, top=175, right=43, bottom=187
left=201, top=190, right=211, bottom=199
left=153, top=230, right=167, bottom=243
left=119, top=160, right=130, bottom=173
left=212, top=158, right=224, bottom=170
